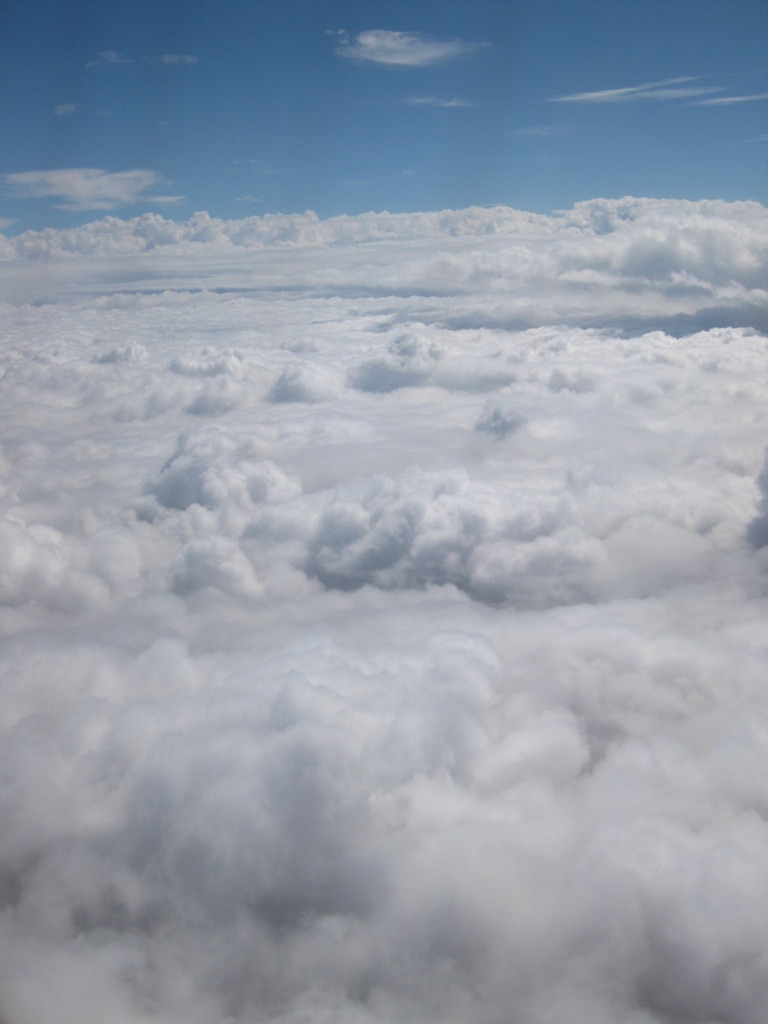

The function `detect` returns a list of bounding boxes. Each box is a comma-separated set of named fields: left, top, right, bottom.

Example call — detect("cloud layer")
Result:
left=1, top=198, right=768, bottom=1023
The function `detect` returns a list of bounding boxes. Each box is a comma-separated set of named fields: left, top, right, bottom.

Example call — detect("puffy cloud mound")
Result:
left=1, top=199, right=768, bottom=1024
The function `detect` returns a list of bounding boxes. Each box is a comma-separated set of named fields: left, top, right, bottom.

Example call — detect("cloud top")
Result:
left=1, top=196, right=768, bottom=1023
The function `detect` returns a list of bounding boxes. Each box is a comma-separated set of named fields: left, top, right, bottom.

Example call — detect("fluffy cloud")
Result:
left=3, top=168, right=183, bottom=211
left=335, top=29, right=486, bottom=67
left=1, top=199, right=768, bottom=1023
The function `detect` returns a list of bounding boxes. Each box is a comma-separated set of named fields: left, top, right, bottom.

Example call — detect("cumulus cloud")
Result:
left=1, top=198, right=768, bottom=1023
left=335, top=29, right=486, bottom=67
left=3, top=168, right=183, bottom=211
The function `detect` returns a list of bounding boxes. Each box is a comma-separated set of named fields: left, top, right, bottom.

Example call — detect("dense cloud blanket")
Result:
left=2, top=198, right=768, bottom=1023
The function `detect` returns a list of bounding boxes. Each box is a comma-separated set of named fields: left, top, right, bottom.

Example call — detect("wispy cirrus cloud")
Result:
left=161, top=54, right=198, bottom=65
left=3, top=168, right=183, bottom=211
left=513, top=124, right=575, bottom=137
left=403, top=96, right=474, bottom=108
left=86, top=50, right=198, bottom=70
left=53, top=103, right=77, bottom=116
left=334, top=29, right=486, bottom=67
left=233, top=158, right=286, bottom=175
left=552, top=76, right=722, bottom=104
left=694, top=91, right=768, bottom=106
left=86, top=50, right=133, bottom=68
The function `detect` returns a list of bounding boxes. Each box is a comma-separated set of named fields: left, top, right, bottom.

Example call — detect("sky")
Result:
left=2, top=4, right=768, bottom=1022
left=2, top=0, right=767, bottom=233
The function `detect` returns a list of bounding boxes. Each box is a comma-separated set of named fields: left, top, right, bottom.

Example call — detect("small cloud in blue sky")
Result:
left=403, top=96, right=474, bottom=108
left=514, top=124, right=575, bottom=137
left=86, top=50, right=133, bottom=68
left=2, top=3, right=765, bottom=233
left=334, top=29, right=487, bottom=67
left=161, top=54, right=198, bottom=65
left=552, top=76, right=723, bottom=103
left=3, top=168, right=182, bottom=211
left=233, top=158, right=286, bottom=175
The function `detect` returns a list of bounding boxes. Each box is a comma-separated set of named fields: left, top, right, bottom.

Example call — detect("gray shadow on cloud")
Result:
left=746, top=446, right=768, bottom=548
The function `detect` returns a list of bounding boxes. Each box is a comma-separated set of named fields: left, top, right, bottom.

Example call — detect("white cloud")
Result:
left=404, top=96, right=474, bottom=108
left=3, top=168, right=182, bottom=211
left=552, top=76, right=723, bottom=103
left=233, top=157, right=286, bottom=174
left=695, top=91, right=768, bottom=106
left=1, top=197, right=768, bottom=1023
left=53, top=103, right=77, bottom=116
left=86, top=50, right=132, bottom=68
left=514, top=124, right=574, bottom=137
left=336, top=29, right=486, bottom=67
left=161, top=53, right=198, bottom=65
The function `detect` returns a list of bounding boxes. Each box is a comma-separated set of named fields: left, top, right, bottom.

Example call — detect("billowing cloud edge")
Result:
left=2, top=196, right=766, bottom=265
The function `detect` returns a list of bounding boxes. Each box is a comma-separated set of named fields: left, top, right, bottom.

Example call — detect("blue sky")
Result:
left=1, top=0, right=767, bottom=233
